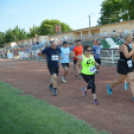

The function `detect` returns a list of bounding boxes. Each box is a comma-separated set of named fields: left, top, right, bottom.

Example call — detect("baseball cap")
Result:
left=63, top=41, right=68, bottom=45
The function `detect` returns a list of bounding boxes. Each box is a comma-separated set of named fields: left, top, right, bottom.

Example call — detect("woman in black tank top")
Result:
left=107, top=31, right=134, bottom=102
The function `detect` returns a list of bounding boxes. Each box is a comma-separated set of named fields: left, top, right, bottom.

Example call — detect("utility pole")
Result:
left=88, top=13, right=94, bottom=27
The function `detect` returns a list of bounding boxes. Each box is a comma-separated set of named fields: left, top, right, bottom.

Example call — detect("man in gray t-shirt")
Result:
left=92, top=40, right=102, bottom=74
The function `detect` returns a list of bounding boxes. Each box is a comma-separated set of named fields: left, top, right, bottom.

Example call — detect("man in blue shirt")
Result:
left=92, top=39, right=102, bottom=74
left=60, top=41, right=71, bottom=82
left=41, top=40, right=62, bottom=96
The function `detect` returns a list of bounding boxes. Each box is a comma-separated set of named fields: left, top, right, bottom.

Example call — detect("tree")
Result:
left=121, top=0, right=134, bottom=21
left=39, top=19, right=72, bottom=35
left=0, top=32, right=5, bottom=47
left=29, top=25, right=40, bottom=37
left=5, top=29, right=14, bottom=43
left=0, top=19, right=72, bottom=46
left=97, top=0, right=123, bottom=26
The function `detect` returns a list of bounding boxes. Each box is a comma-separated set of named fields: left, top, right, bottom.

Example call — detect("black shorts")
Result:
left=82, top=74, right=95, bottom=84
left=117, top=59, right=133, bottom=75
left=61, top=63, right=69, bottom=68
left=95, top=59, right=101, bottom=65
left=74, top=60, right=77, bottom=65
left=47, top=66, right=59, bottom=76
left=81, top=74, right=96, bottom=94
left=133, top=62, right=134, bottom=70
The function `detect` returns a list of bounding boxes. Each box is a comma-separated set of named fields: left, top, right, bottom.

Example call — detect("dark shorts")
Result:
left=95, top=58, right=101, bottom=65
left=117, top=59, right=133, bottom=75
left=47, top=66, right=59, bottom=76
left=81, top=74, right=95, bottom=84
left=61, top=63, right=69, bottom=68
left=74, top=60, right=77, bottom=65
left=133, top=62, right=134, bottom=70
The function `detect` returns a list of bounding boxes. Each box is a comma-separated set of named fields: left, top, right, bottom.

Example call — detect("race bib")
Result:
left=97, top=50, right=100, bottom=54
left=51, top=55, right=59, bottom=61
left=127, top=60, right=132, bottom=68
left=89, top=65, right=96, bottom=73
left=64, top=53, right=69, bottom=57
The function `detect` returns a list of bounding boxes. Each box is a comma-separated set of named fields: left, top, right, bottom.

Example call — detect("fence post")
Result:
left=111, top=50, right=114, bottom=64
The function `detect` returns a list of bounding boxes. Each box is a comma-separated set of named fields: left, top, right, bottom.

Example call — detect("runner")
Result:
left=70, top=41, right=76, bottom=71
left=60, top=41, right=74, bottom=82
left=73, top=39, right=83, bottom=79
left=124, top=38, right=134, bottom=90
left=92, top=39, right=104, bottom=74
left=41, top=40, right=62, bottom=96
left=76, top=44, right=99, bottom=105
left=107, top=31, right=134, bottom=102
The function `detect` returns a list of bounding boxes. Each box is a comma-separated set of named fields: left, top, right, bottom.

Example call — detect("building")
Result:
left=3, top=19, right=134, bottom=49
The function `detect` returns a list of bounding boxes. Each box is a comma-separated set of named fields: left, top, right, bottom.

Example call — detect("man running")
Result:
left=92, top=39, right=102, bottom=74
left=73, top=39, right=83, bottom=79
left=60, top=41, right=73, bottom=82
left=41, top=40, right=62, bottom=96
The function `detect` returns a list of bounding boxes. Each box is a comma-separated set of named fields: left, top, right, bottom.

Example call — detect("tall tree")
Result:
left=0, top=32, right=5, bottom=47
left=29, top=25, right=39, bottom=37
left=121, top=0, right=134, bottom=21
left=97, top=0, right=123, bottom=26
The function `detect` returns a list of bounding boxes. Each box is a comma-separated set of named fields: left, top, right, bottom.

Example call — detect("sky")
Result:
left=0, top=0, right=104, bottom=33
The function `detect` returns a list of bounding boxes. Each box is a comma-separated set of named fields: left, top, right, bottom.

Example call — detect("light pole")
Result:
left=88, top=13, right=94, bottom=27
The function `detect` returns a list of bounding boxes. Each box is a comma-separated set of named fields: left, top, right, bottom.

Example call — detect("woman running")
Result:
left=107, top=31, right=134, bottom=102
left=76, top=44, right=99, bottom=105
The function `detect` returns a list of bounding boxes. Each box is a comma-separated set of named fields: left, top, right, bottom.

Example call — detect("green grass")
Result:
left=0, top=81, right=110, bottom=134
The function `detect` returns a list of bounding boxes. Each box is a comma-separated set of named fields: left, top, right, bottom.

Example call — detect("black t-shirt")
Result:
left=42, top=47, right=61, bottom=67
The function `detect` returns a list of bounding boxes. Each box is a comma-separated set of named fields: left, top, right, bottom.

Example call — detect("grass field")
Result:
left=0, top=81, right=109, bottom=134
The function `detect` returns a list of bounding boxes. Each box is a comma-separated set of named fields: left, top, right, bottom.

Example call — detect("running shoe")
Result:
left=49, top=85, right=53, bottom=91
left=75, top=76, right=77, bottom=79
left=124, top=82, right=128, bottom=90
left=62, top=77, right=67, bottom=83
left=53, top=88, right=57, bottom=96
left=92, top=99, right=99, bottom=105
left=107, top=84, right=112, bottom=95
left=81, top=87, right=87, bottom=96
left=95, top=71, right=99, bottom=74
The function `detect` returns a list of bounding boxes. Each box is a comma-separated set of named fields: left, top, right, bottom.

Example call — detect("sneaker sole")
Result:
left=81, top=88, right=87, bottom=96
left=93, top=102, right=99, bottom=105
left=107, top=85, right=112, bottom=95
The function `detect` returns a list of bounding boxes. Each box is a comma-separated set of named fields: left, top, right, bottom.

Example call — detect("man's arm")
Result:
left=41, top=51, right=47, bottom=59
left=69, top=51, right=75, bottom=57
left=41, top=48, right=47, bottom=59
left=91, top=46, right=95, bottom=56
left=58, top=47, right=63, bottom=59
left=73, top=47, right=78, bottom=58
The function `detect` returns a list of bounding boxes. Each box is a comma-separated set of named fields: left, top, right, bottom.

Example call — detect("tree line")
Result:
left=0, top=19, right=72, bottom=47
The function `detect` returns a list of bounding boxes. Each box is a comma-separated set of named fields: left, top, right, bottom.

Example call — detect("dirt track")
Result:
left=0, top=59, right=134, bottom=134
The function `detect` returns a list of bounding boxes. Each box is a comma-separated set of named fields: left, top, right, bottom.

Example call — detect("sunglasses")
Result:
left=85, top=50, right=91, bottom=52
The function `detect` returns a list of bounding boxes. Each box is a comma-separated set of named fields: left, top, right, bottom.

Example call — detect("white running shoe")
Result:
left=62, top=77, right=67, bottom=83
